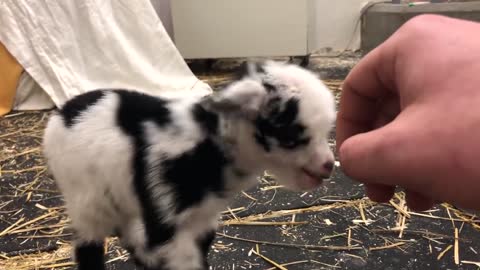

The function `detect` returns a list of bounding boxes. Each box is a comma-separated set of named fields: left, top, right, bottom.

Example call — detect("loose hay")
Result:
left=1, top=241, right=72, bottom=270
left=252, top=244, right=288, bottom=270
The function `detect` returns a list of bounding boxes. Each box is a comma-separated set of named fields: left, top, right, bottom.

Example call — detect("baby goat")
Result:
left=42, top=61, right=336, bottom=270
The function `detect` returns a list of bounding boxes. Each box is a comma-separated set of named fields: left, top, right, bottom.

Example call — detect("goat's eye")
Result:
left=279, top=137, right=310, bottom=150
left=283, top=141, right=296, bottom=148
left=262, top=82, right=277, bottom=92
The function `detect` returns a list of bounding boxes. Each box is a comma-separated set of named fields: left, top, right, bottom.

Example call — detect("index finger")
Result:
left=336, top=43, right=397, bottom=149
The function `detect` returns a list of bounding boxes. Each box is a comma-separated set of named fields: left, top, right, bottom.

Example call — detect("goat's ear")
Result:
left=235, top=61, right=266, bottom=80
left=204, top=79, right=266, bottom=119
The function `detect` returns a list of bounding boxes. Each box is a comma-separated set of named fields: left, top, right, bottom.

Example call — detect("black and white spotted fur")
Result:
left=42, top=61, right=336, bottom=270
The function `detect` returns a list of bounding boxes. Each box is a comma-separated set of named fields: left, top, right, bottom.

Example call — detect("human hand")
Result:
left=337, top=14, right=480, bottom=211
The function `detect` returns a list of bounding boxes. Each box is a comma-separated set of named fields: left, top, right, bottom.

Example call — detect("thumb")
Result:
left=340, top=119, right=438, bottom=211
left=338, top=118, right=410, bottom=186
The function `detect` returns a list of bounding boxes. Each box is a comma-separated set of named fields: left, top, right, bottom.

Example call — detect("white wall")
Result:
left=170, top=0, right=310, bottom=59
left=154, top=0, right=370, bottom=57
left=309, top=0, right=370, bottom=54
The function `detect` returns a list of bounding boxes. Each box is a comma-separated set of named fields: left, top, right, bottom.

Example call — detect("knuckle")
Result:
left=398, top=14, right=446, bottom=39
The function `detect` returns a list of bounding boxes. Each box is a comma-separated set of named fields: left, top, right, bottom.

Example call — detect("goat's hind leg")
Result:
left=74, top=240, right=106, bottom=270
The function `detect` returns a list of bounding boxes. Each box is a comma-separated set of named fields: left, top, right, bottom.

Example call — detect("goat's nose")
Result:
left=323, top=161, right=334, bottom=174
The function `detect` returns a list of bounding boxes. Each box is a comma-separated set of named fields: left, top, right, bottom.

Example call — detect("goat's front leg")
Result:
left=132, top=231, right=216, bottom=270
left=197, top=230, right=216, bottom=269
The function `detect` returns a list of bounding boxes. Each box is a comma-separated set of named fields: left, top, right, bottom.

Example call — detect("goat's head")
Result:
left=205, top=60, right=336, bottom=191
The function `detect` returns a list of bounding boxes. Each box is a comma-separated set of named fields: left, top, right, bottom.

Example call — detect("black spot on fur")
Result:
left=114, top=89, right=176, bottom=249
left=193, top=104, right=219, bottom=134
left=115, top=89, right=171, bottom=134
left=271, top=98, right=300, bottom=126
left=162, top=139, right=229, bottom=213
left=265, top=97, right=282, bottom=119
left=262, top=81, right=277, bottom=92
left=197, top=230, right=216, bottom=269
left=75, top=242, right=105, bottom=270
left=59, top=90, right=105, bottom=127
left=255, top=97, right=310, bottom=151
left=254, top=132, right=271, bottom=152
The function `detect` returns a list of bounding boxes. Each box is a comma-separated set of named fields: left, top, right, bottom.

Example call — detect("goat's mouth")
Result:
left=298, top=168, right=328, bottom=189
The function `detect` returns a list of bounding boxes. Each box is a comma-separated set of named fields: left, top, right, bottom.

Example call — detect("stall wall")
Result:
left=309, top=0, right=370, bottom=53
left=153, top=0, right=370, bottom=56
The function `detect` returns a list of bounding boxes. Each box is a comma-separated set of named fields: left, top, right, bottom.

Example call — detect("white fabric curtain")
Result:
left=0, top=0, right=211, bottom=110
